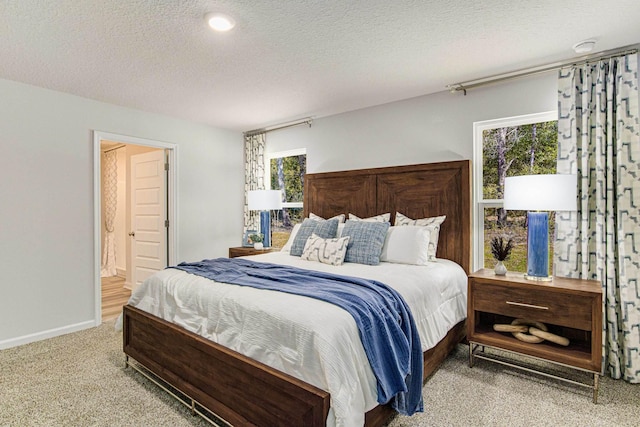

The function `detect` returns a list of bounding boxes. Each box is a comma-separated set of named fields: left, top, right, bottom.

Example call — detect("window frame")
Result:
left=265, top=148, right=306, bottom=209
left=472, top=111, right=557, bottom=272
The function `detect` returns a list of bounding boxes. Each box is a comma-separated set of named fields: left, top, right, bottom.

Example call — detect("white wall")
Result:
left=267, top=72, right=558, bottom=173
left=0, top=78, right=243, bottom=347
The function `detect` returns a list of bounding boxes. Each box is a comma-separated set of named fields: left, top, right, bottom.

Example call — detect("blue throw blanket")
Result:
left=171, top=257, right=424, bottom=415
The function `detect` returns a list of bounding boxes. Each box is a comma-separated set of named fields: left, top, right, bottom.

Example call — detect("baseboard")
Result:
left=123, top=281, right=133, bottom=290
left=0, top=320, right=95, bottom=350
left=116, top=268, right=126, bottom=278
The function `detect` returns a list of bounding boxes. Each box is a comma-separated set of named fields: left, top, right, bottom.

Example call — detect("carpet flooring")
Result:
left=1, top=321, right=638, bottom=426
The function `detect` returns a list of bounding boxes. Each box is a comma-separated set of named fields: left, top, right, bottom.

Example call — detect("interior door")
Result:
left=130, top=150, right=167, bottom=290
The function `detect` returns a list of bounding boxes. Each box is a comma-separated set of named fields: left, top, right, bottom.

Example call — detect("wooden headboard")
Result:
left=304, top=160, right=472, bottom=274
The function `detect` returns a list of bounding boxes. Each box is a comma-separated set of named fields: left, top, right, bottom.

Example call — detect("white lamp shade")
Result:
left=504, top=174, right=577, bottom=211
left=248, top=190, right=283, bottom=210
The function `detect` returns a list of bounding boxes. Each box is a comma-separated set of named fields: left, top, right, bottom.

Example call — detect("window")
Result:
left=473, top=112, right=558, bottom=272
left=266, top=148, right=306, bottom=248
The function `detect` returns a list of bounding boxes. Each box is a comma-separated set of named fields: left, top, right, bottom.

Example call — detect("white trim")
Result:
left=471, top=111, right=557, bottom=271
left=93, top=131, right=179, bottom=326
left=266, top=148, right=307, bottom=159
left=282, top=202, right=303, bottom=209
left=0, top=320, right=94, bottom=350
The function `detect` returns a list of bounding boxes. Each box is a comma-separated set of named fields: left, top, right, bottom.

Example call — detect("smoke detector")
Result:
left=572, top=40, right=596, bottom=54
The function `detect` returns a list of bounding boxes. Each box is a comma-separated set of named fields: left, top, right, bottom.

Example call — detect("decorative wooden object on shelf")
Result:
left=228, top=246, right=278, bottom=258
left=493, top=319, right=570, bottom=346
left=468, top=269, right=602, bottom=403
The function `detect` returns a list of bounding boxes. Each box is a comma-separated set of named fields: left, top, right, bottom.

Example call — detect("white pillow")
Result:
left=280, top=223, right=301, bottom=253
left=348, top=213, right=391, bottom=222
left=395, top=212, right=446, bottom=261
left=310, top=212, right=346, bottom=223
left=380, top=226, right=431, bottom=265
left=301, top=233, right=350, bottom=266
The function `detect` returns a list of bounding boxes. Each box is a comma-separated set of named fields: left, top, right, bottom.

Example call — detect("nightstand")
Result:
left=228, top=246, right=279, bottom=258
left=468, top=269, right=602, bottom=402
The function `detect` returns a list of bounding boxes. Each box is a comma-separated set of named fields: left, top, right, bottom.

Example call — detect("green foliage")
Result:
left=482, top=121, right=558, bottom=199
left=482, top=119, right=558, bottom=272
left=249, top=233, right=263, bottom=243
left=483, top=209, right=556, bottom=275
left=270, top=155, right=306, bottom=203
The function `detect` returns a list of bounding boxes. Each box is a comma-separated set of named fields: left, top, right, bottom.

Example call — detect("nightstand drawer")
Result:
left=472, top=282, right=593, bottom=330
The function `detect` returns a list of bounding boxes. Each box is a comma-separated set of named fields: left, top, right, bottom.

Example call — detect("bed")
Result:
left=122, top=160, right=471, bottom=427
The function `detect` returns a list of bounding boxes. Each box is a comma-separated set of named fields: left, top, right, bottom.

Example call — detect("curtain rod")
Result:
left=244, top=117, right=312, bottom=137
left=102, top=144, right=126, bottom=153
left=447, top=44, right=639, bottom=95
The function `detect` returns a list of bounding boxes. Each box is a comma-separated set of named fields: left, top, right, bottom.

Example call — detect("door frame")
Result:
left=93, top=131, right=178, bottom=326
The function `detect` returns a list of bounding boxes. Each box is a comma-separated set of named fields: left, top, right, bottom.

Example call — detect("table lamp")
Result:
left=247, top=190, right=283, bottom=248
left=503, top=174, right=577, bottom=281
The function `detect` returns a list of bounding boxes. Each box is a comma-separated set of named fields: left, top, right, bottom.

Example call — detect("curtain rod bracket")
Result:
left=448, top=84, right=466, bottom=96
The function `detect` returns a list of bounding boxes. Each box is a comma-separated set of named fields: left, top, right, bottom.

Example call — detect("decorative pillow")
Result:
left=301, top=233, right=350, bottom=266
left=290, top=218, right=340, bottom=256
left=280, top=223, right=302, bottom=253
left=380, top=226, right=431, bottom=265
left=309, top=212, right=346, bottom=223
left=348, top=213, right=391, bottom=222
left=395, top=212, right=446, bottom=261
left=341, top=220, right=390, bottom=265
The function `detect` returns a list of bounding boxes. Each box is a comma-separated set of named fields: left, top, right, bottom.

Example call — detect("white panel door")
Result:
left=130, top=150, right=167, bottom=290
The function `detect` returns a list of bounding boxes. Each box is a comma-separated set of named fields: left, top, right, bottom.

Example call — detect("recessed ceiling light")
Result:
left=205, top=12, right=235, bottom=32
left=572, top=39, right=596, bottom=54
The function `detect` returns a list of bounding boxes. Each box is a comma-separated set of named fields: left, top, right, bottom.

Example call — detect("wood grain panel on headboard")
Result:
left=304, top=160, right=471, bottom=273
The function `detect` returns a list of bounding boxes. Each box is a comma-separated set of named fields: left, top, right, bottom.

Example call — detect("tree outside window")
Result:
left=473, top=112, right=557, bottom=272
left=267, top=149, right=306, bottom=248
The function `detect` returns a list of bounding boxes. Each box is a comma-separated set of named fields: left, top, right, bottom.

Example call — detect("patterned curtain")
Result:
left=244, top=132, right=266, bottom=233
left=101, top=150, right=118, bottom=277
left=555, top=53, right=640, bottom=382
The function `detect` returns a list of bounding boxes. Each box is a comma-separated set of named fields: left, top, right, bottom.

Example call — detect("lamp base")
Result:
left=526, top=211, right=550, bottom=280
left=259, top=210, right=271, bottom=248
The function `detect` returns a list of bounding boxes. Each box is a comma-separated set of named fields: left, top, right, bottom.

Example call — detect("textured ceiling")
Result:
left=1, top=1, right=639, bottom=131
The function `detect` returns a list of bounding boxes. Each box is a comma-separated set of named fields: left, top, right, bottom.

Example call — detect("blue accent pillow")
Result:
left=341, top=220, right=390, bottom=265
left=290, top=218, right=340, bottom=256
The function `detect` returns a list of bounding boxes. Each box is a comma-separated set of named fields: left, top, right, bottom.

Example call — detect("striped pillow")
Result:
left=301, top=233, right=350, bottom=266
left=395, top=212, right=446, bottom=261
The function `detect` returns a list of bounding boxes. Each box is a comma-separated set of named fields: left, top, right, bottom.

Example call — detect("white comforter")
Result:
left=121, top=252, right=467, bottom=427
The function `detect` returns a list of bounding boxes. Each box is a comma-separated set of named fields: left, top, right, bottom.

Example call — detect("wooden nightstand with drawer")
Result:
left=468, top=269, right=602, bottom=402
left=228, top=246, right=279, bottom=258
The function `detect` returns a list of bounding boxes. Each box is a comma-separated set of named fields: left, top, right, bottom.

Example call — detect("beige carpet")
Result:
left=1, top=321, right=638, bottom=427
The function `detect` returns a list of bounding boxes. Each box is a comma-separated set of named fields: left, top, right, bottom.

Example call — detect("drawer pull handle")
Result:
left=506, top=301, right=549, bottom=310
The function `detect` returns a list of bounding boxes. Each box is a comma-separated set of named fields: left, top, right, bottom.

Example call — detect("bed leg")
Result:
left=191, top=399, right=196, bottom=416
left=125, top=354, right=129, bottom=368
